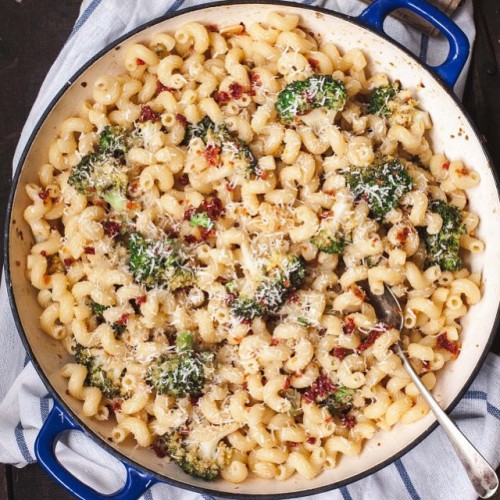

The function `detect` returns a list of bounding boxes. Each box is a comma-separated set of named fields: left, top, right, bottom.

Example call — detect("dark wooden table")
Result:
left=0, top=0, right=499, bottom=499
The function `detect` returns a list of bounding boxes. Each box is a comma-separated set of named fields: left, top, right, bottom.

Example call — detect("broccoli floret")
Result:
left=311, top=230, right=347, bottom=254
left=147, top=332, right=215, bottom=397
left=184, top=116, right=258, bottom=176
left=127, top=232, right=195, bottom=289
left=368, top=81, right=401, bottom=117
left=68, top=154, right=128, bottom=212
left=68, top=127, right=130, bottom=212
left=74, top=344, right=122, bottom=399
left=98, top=126, right=129, bottom=156
left=229, top=297, right=264, bottom=321
left=345, top=158, right=413, bottom=220
left=322, top=386, right=355, bottom=417
left=155, top=423, right=236, bottom=481
left=230, top=255, right=306, bottom=320
left=87, top=300, right=126, bottom=337
left=276, top=75, right=347, bottom=124
left=88, top=300, right=109, bottom=317
left=189, top=212, right=214, bottom=230
left=423, top=200, right=465, bottom=271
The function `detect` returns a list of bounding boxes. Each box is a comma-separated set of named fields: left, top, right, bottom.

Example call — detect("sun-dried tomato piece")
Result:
left=139, top=105, right=160, bottom=123
left=303, top=375, right=336, bottom=403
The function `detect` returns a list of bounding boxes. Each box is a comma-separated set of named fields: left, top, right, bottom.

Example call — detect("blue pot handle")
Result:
left=357, top=0, right=470, bottom=89
left=35, top=402, right=157, bottom=500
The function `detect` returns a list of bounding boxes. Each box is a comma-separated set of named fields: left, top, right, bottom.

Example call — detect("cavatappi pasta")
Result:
left=24, top=12, right=483, bottom=483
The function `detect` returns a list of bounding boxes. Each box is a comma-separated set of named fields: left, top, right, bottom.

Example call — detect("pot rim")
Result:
left=4, top=1, right=500, bottom=498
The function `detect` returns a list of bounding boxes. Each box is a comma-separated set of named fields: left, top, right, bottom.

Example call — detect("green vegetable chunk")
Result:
left=98, top=125, right=129, bottom=156
left=276, top=75, right=347, bottom=123
left=323, top=386, right=355, bottom=417
left=68, top=126, right=130, bottom=212
left=75, top=344, right=122, bottom=399
left=155, top=427, right=232, bottom=481
left=368, top=82, right=401, bottom=117
left=147, top=332, right=215, bottom=398
left=230, top=255, right=306, bottom=320
left=184, top=116, right=258, bottom=176
left=127, top=232, right=195, bottom=289
left=345, top=158, right=413, bottom=220
left=189, top=212, right=214, bottom=230
left=423, top=200, right=466, bottom=271
left=311, top=230, right=347, bottom=254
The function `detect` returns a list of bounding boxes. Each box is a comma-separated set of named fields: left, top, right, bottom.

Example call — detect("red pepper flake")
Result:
left=250, top=72, right=262, bottom=87
left=155, top=81, right=175, bottom=96
left=136, top=295, right=147, bottom=306
left=283, top=377, right=291, bottom=390
left=40, top=250, right=47, bottom=257
left=111, top=399, right=122, bottom=412
left=288, top=293, right=299, bottom=303
left=203, top=144, right=221, bottom=166
left=63, top=258, right=74, bottom=267
left=271, top=338, right=280, bottom=346
left=247, top=88, right=256, bottom=97
left=303, top=375, right=336, bottom=403
left=38, top=189, right=50, bottom=200
left=212, top=90, right=231, bottom=105
left=115, top=313, right=130, bottom=326
left=136, top=58, right=146, bottom=66
left=229, top=82, right=244, bottom=100
left=442, top=161, right=450, bottom=170
left=341, top=414, right=357, bottom=430
left=306, top=437, right=316, bottom=444
left=102, top=220, right=122, bottom=238
left=342, top=317, right=356, bottom=334
left=126, top=201, right=139, bottom=210
left=396, top=226, right=411, bottom=244
left=358, top=328, right=386, bottom=352
left=333, top=347, right=349, bottom=360
left=179, top=174, right=189, bottom=186
left=139, top=105, right=160, bottom=123
left=226, top=182, right=234, bottom=192
left=307, top=57, right=319, bottom=70
left=175, top=113, right=187, bottom=126
left=84, top=246, right=95, bottom=255
left=190, top=395, right=200, bottom=406
left=437, top=333, right=460, bottom=357
left=206, top=24, right=218, bottom=32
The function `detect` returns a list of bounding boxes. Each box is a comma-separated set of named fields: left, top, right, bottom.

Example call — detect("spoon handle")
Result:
left=394, top=343, right=498, bottom=499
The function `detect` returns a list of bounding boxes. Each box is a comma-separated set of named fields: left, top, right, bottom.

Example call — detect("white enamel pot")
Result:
left=5, top=1, right=500, bottom=498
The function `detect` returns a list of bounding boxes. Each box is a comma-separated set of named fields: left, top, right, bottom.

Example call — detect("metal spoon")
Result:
left=359, top=280, right=498, bottom=499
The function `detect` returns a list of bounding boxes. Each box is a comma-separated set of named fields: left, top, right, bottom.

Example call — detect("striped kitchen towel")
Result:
left=2, top=1, right=499, bottom=500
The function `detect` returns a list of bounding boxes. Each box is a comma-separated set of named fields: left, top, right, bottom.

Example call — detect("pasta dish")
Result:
left=23, top=11, right=484, bottom=484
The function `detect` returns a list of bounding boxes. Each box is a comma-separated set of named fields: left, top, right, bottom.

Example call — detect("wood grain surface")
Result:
left=0, top=0, right=498, bottom=499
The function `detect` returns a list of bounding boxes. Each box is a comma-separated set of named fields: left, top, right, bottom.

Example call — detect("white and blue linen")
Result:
left=1, top=1, right=499, bottom=499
